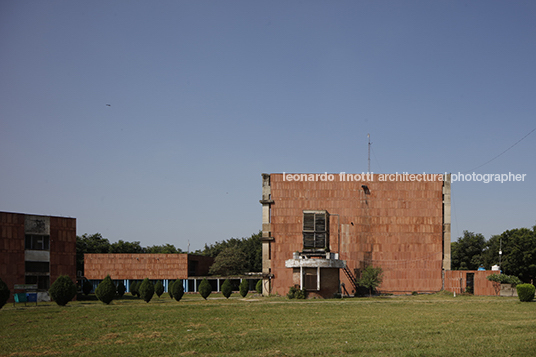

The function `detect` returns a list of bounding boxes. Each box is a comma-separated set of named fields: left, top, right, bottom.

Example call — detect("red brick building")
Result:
left=260, top=173, right=452, bottom=297
left=0, top=211, right=76, bottom=301
left=84, top=253, right=227, bottom=293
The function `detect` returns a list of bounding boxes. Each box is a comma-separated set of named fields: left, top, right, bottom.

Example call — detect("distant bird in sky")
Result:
left=106, top=104, right=111, bottom=106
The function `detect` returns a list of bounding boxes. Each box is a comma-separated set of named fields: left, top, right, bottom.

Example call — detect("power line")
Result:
left=463, top=127, right=536, bottom=173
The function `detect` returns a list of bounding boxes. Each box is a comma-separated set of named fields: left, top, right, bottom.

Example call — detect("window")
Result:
left=25, top=261, right=50, bottom=273
left=189, top=260, right=199, bottom=276
left=25, top=275, right=50, bottom=290
left=303, top=211, right=330, bottom=251
left=25, top=235, right=50, bottom=250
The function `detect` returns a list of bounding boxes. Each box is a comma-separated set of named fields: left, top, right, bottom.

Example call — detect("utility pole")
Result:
left=499, top=237, right=502, bottom=271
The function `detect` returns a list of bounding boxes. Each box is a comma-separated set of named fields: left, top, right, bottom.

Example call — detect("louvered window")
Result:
left=302, top=211, right=329, bottom=251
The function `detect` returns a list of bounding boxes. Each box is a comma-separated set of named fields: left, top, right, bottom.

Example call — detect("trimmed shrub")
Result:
left=239, top=279, right=249, bottom=298
left=221, top=279, right=233, bottom=299
left=171, top=279, right=184, bottom=302
left=139, top=278, right=155, bottom=303
left=116, top=281, right=126, bottom=298
left=130, top=281, right=139, bottom=297
left=82, top=279, right=93, bottom=295
left=516, top=284, right=535, bottom=302
left=95, top=275, right=116, bottom=304
left=0, top=277, right=11, bottom=309
left=169, top=280, right=175, bottom=299
left=199, top=278, right=212, bottom=300
left=287, top=286, right=298, bottom=299
left=155, top=280, right=164, bottom=298
left=255, top=279, right=262, bottom=295
left=287, top=286, right=306, bottom=299
left=49, top=275, right=77, bottom=306
left=295, top=288, right=306, bottom=299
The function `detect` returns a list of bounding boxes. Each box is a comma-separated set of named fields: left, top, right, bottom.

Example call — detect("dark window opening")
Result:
left=303, top=211, right=330, bottom=252
left=25, top=275, right=50, bottom=290
left=189, top=260, right=199, bottom=276
left=25, top=261, right=50, bottom=273
left=303, top=269, right=318, bottom=290
left=25, top=235, right=50, bottom=250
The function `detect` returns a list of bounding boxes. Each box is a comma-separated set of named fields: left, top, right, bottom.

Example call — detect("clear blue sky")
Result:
left=1, top=1, right=535, bottom=251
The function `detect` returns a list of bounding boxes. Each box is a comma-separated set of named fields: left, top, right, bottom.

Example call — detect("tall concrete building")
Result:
left=0, top=211, right=76, bottom=301
left=260, top=173, right=451, bottom=298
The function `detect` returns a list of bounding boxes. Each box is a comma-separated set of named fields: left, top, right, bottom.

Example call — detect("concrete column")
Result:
left=443, top=174, right=451, bottom=270
left=300, top=263, right=303, bottom=289
left=317, top=266, right=321, bottom=291
left=260, top=173, right=274, bottom=296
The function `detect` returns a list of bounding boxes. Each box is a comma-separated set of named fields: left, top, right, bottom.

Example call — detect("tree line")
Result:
left=76, top=232, right=262, bottom=276
left=451, top=225, right=536, bottom=283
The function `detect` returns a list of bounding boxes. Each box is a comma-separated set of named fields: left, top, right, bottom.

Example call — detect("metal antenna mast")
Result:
left=367, top=134, right=371, bottom=173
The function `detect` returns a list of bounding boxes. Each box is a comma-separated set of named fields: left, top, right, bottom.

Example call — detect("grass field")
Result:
left=0, top=292, right=534, bottom=356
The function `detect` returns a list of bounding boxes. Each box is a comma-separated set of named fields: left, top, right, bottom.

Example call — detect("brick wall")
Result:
left=444, top=270, right=497, bottom=296
left=49, top=216, right=77, bottom=284
left=0, top=212, right=25, bottom=296
left=267, top=174, right=446, bottom=295
left=0, top=211, right=76, bottom=301
left=84, top=254, right=214, bottom=280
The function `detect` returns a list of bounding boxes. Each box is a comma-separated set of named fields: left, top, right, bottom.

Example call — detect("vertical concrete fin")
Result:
left=260, top=173, right=274, bottom=295
left=442, top=174, right=451, bottom=271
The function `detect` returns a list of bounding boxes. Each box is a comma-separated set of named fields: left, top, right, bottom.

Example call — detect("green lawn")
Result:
left=0, top=292, right=534, bottom=356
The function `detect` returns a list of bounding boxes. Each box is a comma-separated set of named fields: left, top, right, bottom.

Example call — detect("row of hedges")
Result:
left=0, top=276, right=262, bottom=309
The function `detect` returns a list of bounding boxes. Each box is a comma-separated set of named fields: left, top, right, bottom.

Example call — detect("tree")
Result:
left=221, top=279, right=233, bottom=299
left=95, top=275, right=116, bottom=304
left=154, top=280, right=164, bottom=298
left=117, top=281, right=126, bottom=298
left=49, top=275, right=77, bottom=306
left=76, top=233, right=111, bottom=275
left=357, top=266, right=384, bottom=297
left=487, top=228, right=536, bottom=282
left=451, top=231, right=486, bottom=270
left=197, top=232, right=262, bottom=273
left=239, top=279, right=249, bottom=298
left=208, top=246, right=248, bottom=276
left=171, top=279, right=184, bottom=302
left=145, top=244, right=182, bottom=254
left=110, top=240, right=144, bottom=253
left=255, top=279, right=262, bottom=295
left=0, top=278, right=11, bottom=310
left=139, top=278, right=154, bottom=303
left=199, top=278, right=212, bottom=300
